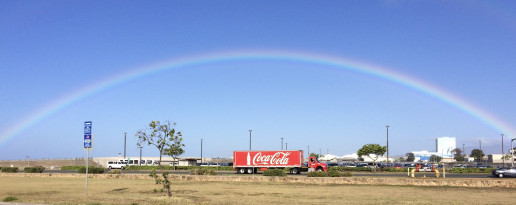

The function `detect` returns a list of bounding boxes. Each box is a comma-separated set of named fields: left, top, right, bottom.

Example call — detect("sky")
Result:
left=1, top=1, right=515, bottom=160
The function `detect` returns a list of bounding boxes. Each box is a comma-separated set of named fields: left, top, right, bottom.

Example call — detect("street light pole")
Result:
left=249, top=130, right=252, bottom=150
left=139, top=146, right=142, bottom=166
left=308, top=146, right=310, bottom=156
left=463, top=144, right=465, bottom=161
left=124, top=132, right=127, bottom=159
left=502, top=134, right=505, bottom=166
left=286, top=143, right=288, bottom=150
left=511, top=138, right=515, bottom=168
left=386, top=125, right=389, bottom=164
left=201, top=139, right=203, bottom=164
left=281, top=138, right=283, bottom=150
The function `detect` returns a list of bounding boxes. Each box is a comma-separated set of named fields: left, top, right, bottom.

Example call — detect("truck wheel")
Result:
left=238, top=168, right=246, bottom=174
left=316, top=167, right=323, bottom=172
left=292, top=168, right=299, bottom=174
left=246, top=168, right=254, bottom=174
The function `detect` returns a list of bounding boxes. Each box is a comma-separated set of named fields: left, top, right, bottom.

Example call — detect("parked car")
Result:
left=493, top=167, right=516, bottom=178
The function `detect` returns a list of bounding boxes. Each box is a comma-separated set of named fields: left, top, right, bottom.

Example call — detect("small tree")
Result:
left=452, top=148, right=464, bottom=162
left=136, top=120, right=183, bottom=197
left=406, top=153, right=415, bottom=162
left=357, top=144, right=386, bottom=168
left=310, top=153, right=323, bottom=158
left=429, top=155, right=442, bottom=163
left=469, top=149, right=485, bottom=163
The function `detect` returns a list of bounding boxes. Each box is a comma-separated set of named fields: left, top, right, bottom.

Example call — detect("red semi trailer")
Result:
left=233, top=150, right=327, bottom=174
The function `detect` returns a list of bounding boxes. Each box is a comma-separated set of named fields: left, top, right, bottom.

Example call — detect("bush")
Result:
left=24, top=166, right=45, bottom=173
left=450, top=168, right=493, bottom=173
left=126, top=165, right=234, bottom=171
left=1, top=167, right=19, bottom=173
left=380, top=167, right=407, bottom=172
left=329, top=167, right=372, bottom=172
left=189, top=168, right=217, bottom=175
left=78, top=167, right=104, bottom=174
left=263, top=169, right=287, bottom=177
left=3, top=196, right=18, bottom=202
left=308, top=170, right=352, bottom=177
left=61, top=166, right=86, bottom=171
left=108, top=169, right=122, bottom=174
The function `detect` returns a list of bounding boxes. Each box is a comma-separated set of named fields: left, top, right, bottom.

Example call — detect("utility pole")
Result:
left=139, top=146, right=142, bottom=166
left=386, top=125, right=389, bottom=164
left=502, top=134, right=505, bottom=166
left=249, top=130, right=252, bottom=150
left=124, top=132, right=127, bottom=159
left=463, top=144, right=465, bottom=161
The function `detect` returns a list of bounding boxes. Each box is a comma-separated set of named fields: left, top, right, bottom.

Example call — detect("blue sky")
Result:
left=1, top=1, right=515, bottom=160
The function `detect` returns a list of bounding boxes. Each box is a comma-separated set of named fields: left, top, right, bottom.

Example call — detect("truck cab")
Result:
left=308, top=156, right=327, bottom=172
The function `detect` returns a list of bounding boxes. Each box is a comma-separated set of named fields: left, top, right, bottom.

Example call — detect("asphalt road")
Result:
left=38, top=169, right=497, bottom=178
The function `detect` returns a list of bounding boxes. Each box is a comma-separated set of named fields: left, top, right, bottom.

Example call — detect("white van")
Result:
left=107, top=161, right=127, bottom=169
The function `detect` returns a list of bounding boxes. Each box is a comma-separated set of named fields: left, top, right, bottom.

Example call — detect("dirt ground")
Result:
left=1, top=175, right=515, bottom=204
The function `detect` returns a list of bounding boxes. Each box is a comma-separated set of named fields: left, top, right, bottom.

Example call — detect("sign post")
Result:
left=84, top=121, right=93, bottom=195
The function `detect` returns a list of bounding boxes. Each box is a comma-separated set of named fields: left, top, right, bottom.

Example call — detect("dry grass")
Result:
left=0, top=176, right=515, bottom=204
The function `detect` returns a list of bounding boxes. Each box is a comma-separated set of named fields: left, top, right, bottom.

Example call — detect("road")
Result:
left=39, top=169, right=497, bottom=178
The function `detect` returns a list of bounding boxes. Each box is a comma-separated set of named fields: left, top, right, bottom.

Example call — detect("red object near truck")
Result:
left=233, top=150, right=327, bottom=174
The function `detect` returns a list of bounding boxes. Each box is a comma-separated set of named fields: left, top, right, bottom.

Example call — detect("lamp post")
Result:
left=201, top=139, right=203, bottom=164
left=139, top=146, right=142, bottom=166
left=308, top=146, right=310, bottom=157
left=124, top=132, right=127, bottom=159
left=249, top=130, right=252, bottom=150
left=386, top=125, right=389, bottom=164
left=502, top=134, right=505, bottom=166
left=463, top=144, right=465, bottom=161
left=286, top=143, right=288, bottom=150
left=511, top=138, right=515, bottom=168
left=281, top=138, right=283, bottom=150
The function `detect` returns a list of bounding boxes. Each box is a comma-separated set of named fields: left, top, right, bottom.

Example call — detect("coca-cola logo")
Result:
left=252, top=152, right=291, bottom=165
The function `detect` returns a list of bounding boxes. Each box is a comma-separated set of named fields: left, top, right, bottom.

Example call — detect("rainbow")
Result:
left=1, top=49, right=514, bottom=146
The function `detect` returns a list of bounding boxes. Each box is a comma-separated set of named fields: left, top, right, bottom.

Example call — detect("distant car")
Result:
left=418, top=166, right=433, bottom=172
left=199, top=163, right=209, bottom=166
left=107, top=161, right=127, bottom=170
left=493, top=167, right=516, bottom=178
left=476, top=165, right=487, bottom=168
left=208, top=163, right=219, bottom=166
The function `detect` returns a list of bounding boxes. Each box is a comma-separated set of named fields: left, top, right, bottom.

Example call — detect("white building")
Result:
left=436, top=137, right=456, bottom=158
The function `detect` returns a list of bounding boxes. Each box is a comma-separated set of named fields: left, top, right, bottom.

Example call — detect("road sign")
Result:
left=84, top=121, right=92, bottom=135
left=84, top=134, right=93, bottom=150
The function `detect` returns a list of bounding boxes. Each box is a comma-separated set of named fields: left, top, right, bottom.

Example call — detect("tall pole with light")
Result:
left=124, top=132, right=127, bottom=159
left=502, top=134, right=505, bottom=166
left=281, top=138, right=284, bottom=150
left=139, top=146, right=142, bottom=166
left=286, top=143, right=288, bottom=150
left=249, top=130, right=252, bottom=150
left=386, top=125, right=389, bottom=164
left=201, top=139, right=203, bottom=164
left=511, top=138, right=516, bottom=168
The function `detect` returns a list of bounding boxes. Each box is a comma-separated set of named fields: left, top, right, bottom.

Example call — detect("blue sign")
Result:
left=84, top=121, right=92, bottom=135
left=84, top=134, right=92, bottom=148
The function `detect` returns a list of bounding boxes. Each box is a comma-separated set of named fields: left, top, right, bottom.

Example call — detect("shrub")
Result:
left=189, top=168, right=217, bottom=175
left=61, top=166, right=86, bottom=171
left=108, top=169, right=122, bottom=174
left=3, top=196, right=18, bottom=202
left=263, top=169, right=287, bottom=176
left=24, top=166, right=45, bottom=173
left=126, top=165, right=234, bottom=171
left=450, top=168, right=493, bottom=173
left=380, top=167, right=407, bottom=172
left=1, top=167, right=19, bottom=173
left=308, top=170, right=352, bottom=177
left=328, top=167, right=372, bottom=172
left=78, top=167, right=104, bottom=174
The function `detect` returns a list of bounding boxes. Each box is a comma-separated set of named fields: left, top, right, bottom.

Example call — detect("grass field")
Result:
left=1, top=176, right=516, bottom=204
